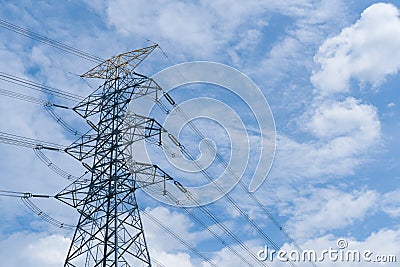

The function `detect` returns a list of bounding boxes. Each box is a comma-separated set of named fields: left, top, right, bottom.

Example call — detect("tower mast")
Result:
left=56, top=45, right=169, bottom=266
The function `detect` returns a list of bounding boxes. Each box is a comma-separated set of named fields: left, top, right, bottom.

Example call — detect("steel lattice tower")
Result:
left=55, top=45, right=171, bottom=266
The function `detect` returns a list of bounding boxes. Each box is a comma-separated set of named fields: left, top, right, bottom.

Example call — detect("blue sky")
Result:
left=0, top=0, right=399, bottom=266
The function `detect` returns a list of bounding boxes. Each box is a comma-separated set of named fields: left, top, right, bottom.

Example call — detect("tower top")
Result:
left=81, top=44, right=158, bottom=79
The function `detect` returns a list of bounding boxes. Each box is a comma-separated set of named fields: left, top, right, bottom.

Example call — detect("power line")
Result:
left=138, top=155, right=269, bottom=266
left=44, top=104, right=94, bottom=138
left=125, top=141, right=267, bottom=266
left=174, top=114, right=303, bottom=265
left=0, top=190, right=50, bottom=199
left=21, top=197, right=76, bottom=229
left=0, top=189, right=76, bottom=229
left=141, top=208, right=218, bottom=267
left=151, top=258, right=167, bottom=267
left=145, top=181, right=265, bottom=267
left=181, top=195, right=269, bottom=266
left=0, top=189, right=34, bottom=198
left=33, top=147, right=89, bottom=182
left=0, top=131, right=65, bottom=151
left=0, top=72, right=84, bottom=102
left=0, top=84, right=94, bottom=139
left=154, top=46, right=315, bottom=266
left=0, top=19, right=104, bottom=63
left=162, top=128, right=294, bottom=266
left=0, top=87, right=50, bottom=105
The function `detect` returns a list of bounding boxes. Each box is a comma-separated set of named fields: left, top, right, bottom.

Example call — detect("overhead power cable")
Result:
left=0, top=72, right=84, bottom=102
left=163, top=128, right=293, bottom=266
left=0, top=131, right=65, bottom=151
left=44, top=105, right=93, bottom=137
left=0, top=19, right=103, bottom=63
left=33, top=147, right=89, bottom=182
left=141, top=174, right=268, bottom=266
left=155, top=46, right=315, bottom=266
left=169, top=109, right=307, bottom=266
left=0, top=189, right=75, bottom=229
left=151, top=258, right=167, bottom=267
left=21, top=197, right=75, bottom=229
left=0, top=87, right=50, bottom=105
left=141, top=208, right=218, bottom=267
left=165, top=192, right=265, bottom=267
left=0, top=85, right=93, bottom=139
left=0, top=189, right=39, bottom=198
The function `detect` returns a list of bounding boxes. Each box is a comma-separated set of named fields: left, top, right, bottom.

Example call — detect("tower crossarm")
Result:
left=55, top=161, right=172, bottom=209
left=74, top=75, right=164, bottom=119
left=73, top=75, right=149, bottom=119
left=64, top=113, right=165, bottom=161
left=81, top=44, right=158, bottom=79
left=121, top=111, right=165, bottom=149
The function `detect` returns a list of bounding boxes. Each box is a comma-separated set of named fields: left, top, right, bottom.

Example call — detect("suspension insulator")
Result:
left=86, top=120, right=98, bottom=131
left=164, top=93, right=176, bottom=105
left=168, top=134, right=181, bottom=147
left=174, top=181, right=188, bottom=193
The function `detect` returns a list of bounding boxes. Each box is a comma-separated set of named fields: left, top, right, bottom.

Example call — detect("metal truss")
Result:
left=55, top=45, right=172, bottom=267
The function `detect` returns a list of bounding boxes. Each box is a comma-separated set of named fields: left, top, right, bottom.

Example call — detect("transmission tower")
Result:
left=54, top=44, right=171, bottom=266
left=0, top=21, right=311, bottom=267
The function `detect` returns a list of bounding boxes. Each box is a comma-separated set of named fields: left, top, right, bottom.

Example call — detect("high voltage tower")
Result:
left=0, top=19, right=317, bottom=267
left=55, top=45, right=167, bottom=266
left=3, top=43, right=173, bottom=266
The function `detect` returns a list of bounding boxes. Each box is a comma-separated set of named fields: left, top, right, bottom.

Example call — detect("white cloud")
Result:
left=155, top=251, right=195, bottom=267
left=143, top=206, right=208, bottom=253
left=82, top=0, right=107, bottom=14
left=306, top=97, right=380, bottom=143
left=267, top=0, right=388, bottom=181
left=312, top=3, right=400, bottom=95
left=271, top=97, right=381, bottom=181
left=103, top=0, right=347, bottom=62
left=204, top=240, right=264, bottom=267
left=259, top=36, right=303, bottom=83
left=0, top=233, right=70, bottom=267
left=25, top=235, right=70, bottom=264
left=381, top=189, right=400, bottom=217
left=253, top=0, right=349, bottom=85
left=284, top=188, right=378, bottom=240
left=104, top=0, right=265, bottom=58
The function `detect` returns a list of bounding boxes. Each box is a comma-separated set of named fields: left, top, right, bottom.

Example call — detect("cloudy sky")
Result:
left=0, top=0, right=399, bottom=266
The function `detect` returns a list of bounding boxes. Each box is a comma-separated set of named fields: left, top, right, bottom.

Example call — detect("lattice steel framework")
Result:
left=55, top=45, right=171, bottom=266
